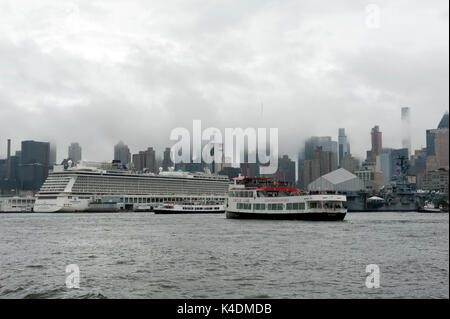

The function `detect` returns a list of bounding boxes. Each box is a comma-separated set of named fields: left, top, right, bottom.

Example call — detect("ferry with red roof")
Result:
left=225, top=177, right=347, bottom=221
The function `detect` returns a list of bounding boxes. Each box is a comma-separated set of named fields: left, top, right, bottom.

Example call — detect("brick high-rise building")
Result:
left=132, top=147, right=156, bottom=173
left=367, top=125, right=382, bottom=162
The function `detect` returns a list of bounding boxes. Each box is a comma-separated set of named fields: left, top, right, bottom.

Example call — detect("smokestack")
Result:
left=7, top=139, right=11, bottom=159
left=6, top=139, right=11, bottom=180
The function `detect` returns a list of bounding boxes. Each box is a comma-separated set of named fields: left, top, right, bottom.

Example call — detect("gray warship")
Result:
left=346, top=155, right=420, bottom=212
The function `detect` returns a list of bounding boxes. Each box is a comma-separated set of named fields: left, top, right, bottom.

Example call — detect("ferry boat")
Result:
left=0, top=196, right=35, bottom=213
left=34, top=162, right=229, bottom=213
left=225, top=177, right=347, bottom=221
left=154, top=201, right=225, bottom=214
left=418, top=201, right=442, bottom=213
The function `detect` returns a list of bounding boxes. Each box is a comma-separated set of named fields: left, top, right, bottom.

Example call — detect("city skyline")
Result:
left=0, top=110, right=449, bottom=166
left=0, top=1, right=448, bottom=163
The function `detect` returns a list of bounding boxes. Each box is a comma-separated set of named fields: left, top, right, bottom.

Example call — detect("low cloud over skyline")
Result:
left=0, top=0, right=448, bottom=162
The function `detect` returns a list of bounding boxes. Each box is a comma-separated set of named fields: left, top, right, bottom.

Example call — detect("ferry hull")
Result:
left=226, top=211, right=346, bottom=221
left=154, top=209, right=225, bottom=214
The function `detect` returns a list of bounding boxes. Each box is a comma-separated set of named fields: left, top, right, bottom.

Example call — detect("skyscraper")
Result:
left=114, top=141, right=131, bottom=165
left=132, top=147, right=156, bottom=173
left=401, top=107, right=411, bottom=157
left=49, top=142, right=57, bottom=167
left=338, top=128, right=348, bottom=166
left=302, top=146, right=337, bottom=188
left=437, top=111, right=449, bottom=129
left=367, top=125, right=382, bottom=163
left=20, top=140, right=50, bottom=190
left=299, top=136, right=338, bottom=188
left=277, top=155, right=296, bottom=186
left=371, top=125, right=382, bottom=156
left=426, top=129, right=437, bottom=156
left=380, top=148, right=393, bottom=184
left=162, top=147, right=173, bottom=171
left=68, top=143, right=82, bottom=163
left=425, top=112, right=449, bottom=172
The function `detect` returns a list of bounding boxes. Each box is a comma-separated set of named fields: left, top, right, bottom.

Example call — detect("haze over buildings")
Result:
left=0, top=1, right=448, bottom=163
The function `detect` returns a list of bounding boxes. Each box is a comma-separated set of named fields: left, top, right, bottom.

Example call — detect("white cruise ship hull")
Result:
left=34, top=196, right=90, bottom=213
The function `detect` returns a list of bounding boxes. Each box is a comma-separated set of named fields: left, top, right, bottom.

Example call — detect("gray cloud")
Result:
left=0, top=0, right=448, bottom=163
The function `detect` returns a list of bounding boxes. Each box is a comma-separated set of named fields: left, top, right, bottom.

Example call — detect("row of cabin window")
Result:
left=237, top=203, right=306, bottom=210
left=229, top=191, right=254, bottom=198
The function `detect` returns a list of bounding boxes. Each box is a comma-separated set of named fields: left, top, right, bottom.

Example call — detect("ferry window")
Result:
left=254, top=203, right=266, bottom=210
left=268, top=203, right=283, bottom=210
left=299, top=203, right=305, bottom=210
left=237, top=203, right=251, bottom=210
left=287, top=203, right=293, bottom=210
left=309, top=202, right=321, bottom=209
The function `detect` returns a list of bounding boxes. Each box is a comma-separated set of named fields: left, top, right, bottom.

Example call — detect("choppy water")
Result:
left=0, top=212, right=448, bottom=299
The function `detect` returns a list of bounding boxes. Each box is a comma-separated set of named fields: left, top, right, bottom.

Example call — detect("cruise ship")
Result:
left=226, top=177, right=347, bottom=220
left=34, top=161, right=229, bottom=213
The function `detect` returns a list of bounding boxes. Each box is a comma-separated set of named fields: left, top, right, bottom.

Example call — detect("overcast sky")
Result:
left=0, top=0, right=448, bottom=163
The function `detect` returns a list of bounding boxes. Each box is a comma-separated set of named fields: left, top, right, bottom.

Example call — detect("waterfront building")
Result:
left=422, top=168, right=449, bottom=194
left=114, top=141, right=131, bottom=166
left=354, top=158, right=383, bottom=183
left=308, top=168, right=364, bottom=192
left=68, top=143, right=82, bottom=163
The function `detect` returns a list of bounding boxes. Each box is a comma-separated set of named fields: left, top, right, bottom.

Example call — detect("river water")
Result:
left=0, top=212, right=448, bottom=299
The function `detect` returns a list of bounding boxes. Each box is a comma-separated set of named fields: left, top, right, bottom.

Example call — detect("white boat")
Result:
left=225, top=177, right=347, bottom=221
left=419, top=201, right=441, bottom=213
left=154, top=201, right=225, bottom=214
left=33, top=162, right=229, bottom=213
left=0, top=196, right=35, bottom=213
